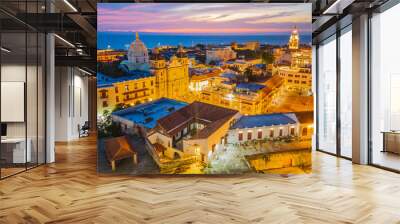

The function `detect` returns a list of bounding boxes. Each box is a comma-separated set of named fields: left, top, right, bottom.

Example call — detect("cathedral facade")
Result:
left=150, top=46, right=190, bottom=100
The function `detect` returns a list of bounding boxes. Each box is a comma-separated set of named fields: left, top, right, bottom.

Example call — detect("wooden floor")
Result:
left=1, top=136, right=400, bottom=224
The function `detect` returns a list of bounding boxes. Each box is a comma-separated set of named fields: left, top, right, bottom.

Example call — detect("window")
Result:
left=247, top=131, right=252, bottom=140
left=115, top=87, right=119, bottom=93
left=103, top=101, right=108, bottom=108
left=370, top=4, right=400, bottom=171
left=290, top=127, right=295, bottom=136
left=302, top=128, right=308, bottom=136
left=125, top=85, right=129, bottom=91
left=340, top=28, right=352, bottom=158
left=279, top=129, right=283, bottom=137
left=257, top=130, right=262, bottom=139
left=269, top=129, right=274, bottom=138
left=101, top=91, right=107, bottom=98
left=116, top=96, right=119, bottom=103
left=238, top=132, right=243, bottom=141
left=317, top=36, right=337, bottom=154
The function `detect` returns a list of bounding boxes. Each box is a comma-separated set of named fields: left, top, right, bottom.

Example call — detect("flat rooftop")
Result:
left=97, top=72, right=153, bottom=88
left=112, top=98, right=188, bottom=129
left=236, top=83, right=266, bottom=92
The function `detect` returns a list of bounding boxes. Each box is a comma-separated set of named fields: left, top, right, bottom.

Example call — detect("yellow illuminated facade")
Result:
left=198, top=76, right=284, bottom=115
left=98, top=76, right=156, bottom=112
left=150, top=46, right=190, bottom=101
left=98, top=35, right=190, bottom=113
left=288, top=26, right=299, bottom=50
left=274, top=66, right=312, bottom=92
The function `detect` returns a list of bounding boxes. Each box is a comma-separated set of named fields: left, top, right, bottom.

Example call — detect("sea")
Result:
left=97, top=32, right=312, bottom=50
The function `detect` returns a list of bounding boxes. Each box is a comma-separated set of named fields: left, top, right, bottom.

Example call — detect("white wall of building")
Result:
left=228, top=124, right=299, bottom=144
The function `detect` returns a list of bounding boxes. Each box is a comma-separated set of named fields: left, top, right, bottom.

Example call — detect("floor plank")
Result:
left=0, top=136, right=400, bottom=224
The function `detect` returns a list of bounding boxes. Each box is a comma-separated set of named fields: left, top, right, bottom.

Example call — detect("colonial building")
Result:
left=97, top=33, right=190, bottom=113
left=97, top=72, right=156, bottom=113
left=150, top=46, right=190, bottom=101
left=294, top=111, right=314, bottom=140
left=189, top=68, right=221, bottom=92
left=288, top=26, right=299, bottom=50
left=111, top=98, right=188, bottom=136
left=147, top=101, right=240, bottom=162
left=120, top=32, right=150, bottom=71
left=198, top=75, right=284, bottom=115
left=228, top=113, right=299, bottom=144
left=274, top=66, right=312, bottom=92
left=206, top=47, right=237, bottom=64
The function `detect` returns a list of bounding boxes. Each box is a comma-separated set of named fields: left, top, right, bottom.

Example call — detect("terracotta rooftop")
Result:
left=157, top=101, right=239, bottom=139
left=104, top=136, right=136, bottom=162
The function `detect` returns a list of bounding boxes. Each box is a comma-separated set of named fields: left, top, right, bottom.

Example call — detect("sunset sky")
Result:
left=98, top=3, right=312, bottom=35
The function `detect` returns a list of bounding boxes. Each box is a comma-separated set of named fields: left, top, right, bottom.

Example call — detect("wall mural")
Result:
left=97, top=3, right=313, bottom=175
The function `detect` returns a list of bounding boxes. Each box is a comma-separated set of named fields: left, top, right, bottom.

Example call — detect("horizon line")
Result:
left=98, top=31, right=311, bottom=36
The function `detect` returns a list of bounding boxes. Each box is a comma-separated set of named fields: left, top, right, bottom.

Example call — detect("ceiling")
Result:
left=0, top=0, right=393, bottom=72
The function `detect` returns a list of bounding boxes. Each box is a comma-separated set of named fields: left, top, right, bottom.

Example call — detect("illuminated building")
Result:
left=288, top=26, right=300, bottom=50
left=111, top=98, right=188, bottom=135
left=97, top=33, right=190, bottom=113
left=97, top=73, right=156, bottom=113
left=189, top=68, right=221, bottom=92
left=97, top=49, right=125, bottom=62
left=198, top=75, right=284, bottom=115
left=291, top=49, right=312, bottom=68
left=275, top=66, right=312, bottom=92
left=294, top=112, right=314, bottom=140
left=147, top=101, right=240, bottom=162
left=227, top=111, right=314, bottom=144
left=244, top=41, right=260, bottom=51
left=120, top=32, right=150, bottom=71
left=228, top=113, right=299, bottom=144
left=150, top=45, right=190, bottom=101
left=206, top=47, right=237, bottom=64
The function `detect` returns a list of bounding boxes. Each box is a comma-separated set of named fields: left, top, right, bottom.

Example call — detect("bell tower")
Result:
left=288, top=26, right=299, bottom=50
left=150, top=48, right=167, bottom=98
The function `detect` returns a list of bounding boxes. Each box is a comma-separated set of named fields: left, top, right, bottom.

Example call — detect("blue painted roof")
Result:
left=112, top=98, right=188, bottom=129
left=221, top=73, right=237, bottom=79
left=97, top=72, right=152, bottom=88
left=236, top=83, right=265, bottom=92
left=231, top=113, right=297, bottom=129
left=254, top=64, right=266, bottom=69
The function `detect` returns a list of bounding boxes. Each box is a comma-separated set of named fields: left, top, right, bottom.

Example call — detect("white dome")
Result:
left=128, top=32, right=149, bottom=65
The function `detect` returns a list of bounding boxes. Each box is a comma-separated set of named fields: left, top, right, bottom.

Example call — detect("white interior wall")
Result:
left=54, top=67, right=89, bottom=141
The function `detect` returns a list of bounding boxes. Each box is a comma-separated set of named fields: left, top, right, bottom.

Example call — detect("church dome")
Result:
left=128, top=32, right=149, bottom=64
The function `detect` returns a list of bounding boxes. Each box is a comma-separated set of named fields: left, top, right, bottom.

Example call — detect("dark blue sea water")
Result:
left=97, top=32, right=312, bottom=50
